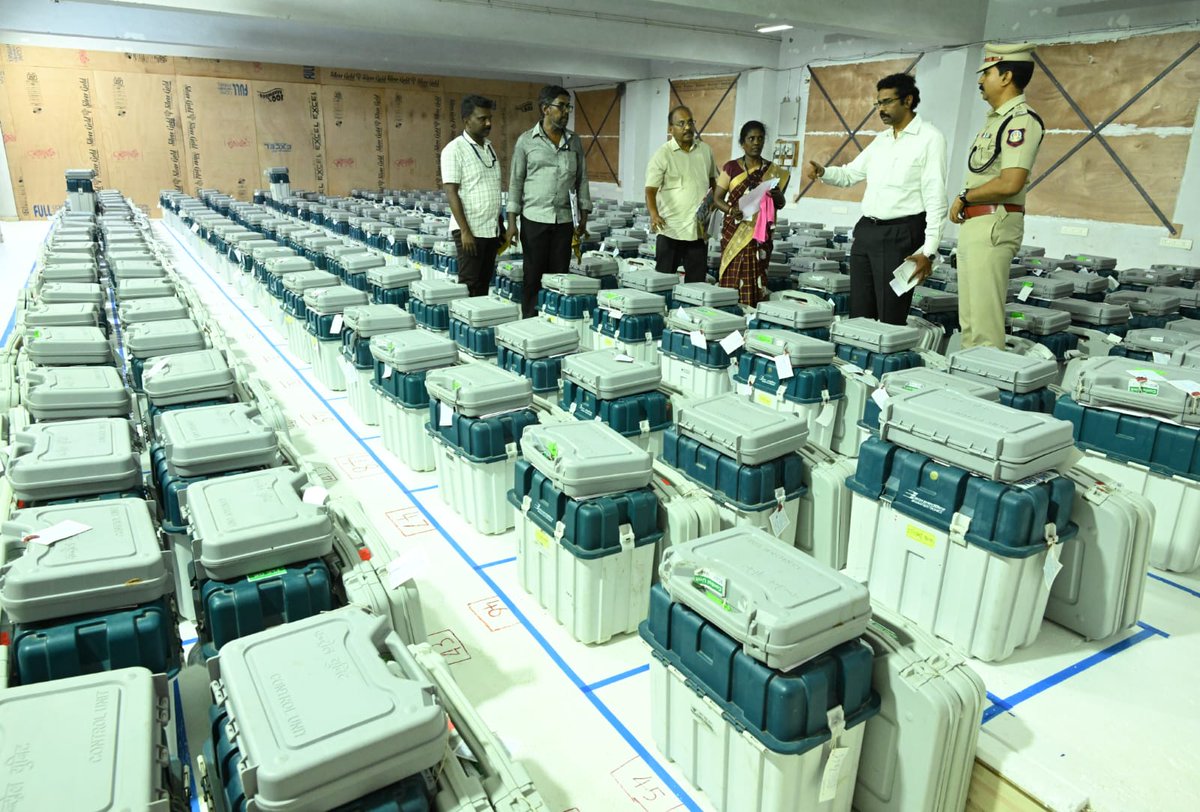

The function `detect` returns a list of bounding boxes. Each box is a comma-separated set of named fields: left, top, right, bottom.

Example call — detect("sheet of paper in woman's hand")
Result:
left=738, top=178, right=780, bottom=221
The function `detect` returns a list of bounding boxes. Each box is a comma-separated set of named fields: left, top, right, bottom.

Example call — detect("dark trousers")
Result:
left=655, top=235, right=708, bottom=283
left=520, top=217, right=574, bottom=317
left=848, top=213, right=926, bottom=324
left=452, top=231, right=500, bottom=297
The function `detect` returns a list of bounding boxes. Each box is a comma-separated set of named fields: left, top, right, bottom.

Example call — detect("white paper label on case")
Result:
left=819, top=747, right=851, bottom=803
left=1043, top=542, right=1063, bottom=591
left=1016, top=285, right=1032, bottom=302
left=689, top=330, right=707, bottom=350
left=302, top=486, right=329, bottom=506
left=614, top=354, right=634, bottom=363
left=774, top=353, right=794, bottom=380
left=439, top=402, right=454, bottom=426
left=718, top=330, right=744, bottom=355
left=382, top=364, right=393, bottom=379
left=23, top=520, right=91, bottom=547
left=1152, top=351, right=1170, bottom=364
left=870, top=388, right=890, bottom=409
left=609, top=309, right=623, bottom=320
left=387, top=550, right=429, bottom=590
left=330, top=314, right=344, bottom=334
left=769, top=507, right=789, bottom=537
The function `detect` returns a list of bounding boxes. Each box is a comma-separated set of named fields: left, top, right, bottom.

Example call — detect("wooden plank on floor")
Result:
left=967, top=759, right=1056, bottom=812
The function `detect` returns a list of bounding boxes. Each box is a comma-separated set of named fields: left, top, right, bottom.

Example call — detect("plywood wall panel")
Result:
left=179, top=75, right=259, bottom=199
left=575, top=88, right=621, bottom=184
left=92, top=72, right=183, bottom=208
left=321, top=85, right=386, bottom=195
left=252, top=81, right=326, bottom=194
left=2, top=45, right=175, bottom=75
left=805, top=58, right=913, bottom=134
left=797, top=134, right=875, bottom=203
left=385, top=90, right=441, bottom=190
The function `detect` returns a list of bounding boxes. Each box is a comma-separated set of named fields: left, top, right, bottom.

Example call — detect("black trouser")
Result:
left=655, top=235, right=708, bottom=283
left=520, top=216, right=574, bottom=317
left=452, top=231, right=500, bottom=297
left=848, top=213, right=926, bottom=324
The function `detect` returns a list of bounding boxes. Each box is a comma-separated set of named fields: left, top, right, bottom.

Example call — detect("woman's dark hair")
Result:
left=995, top=61, right=1035, bottom=90
left=876, top=73, right=920, bottom=111
left=738, top=120, right=767, bottom=144
left=461, top=95, right=495, bottom=119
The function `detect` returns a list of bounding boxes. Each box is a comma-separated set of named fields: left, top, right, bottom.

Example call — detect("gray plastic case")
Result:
left=38, top=282, right=104, bottom=306
left=341, top=253, right=386, bottom=274
left=410, top=278, right=469, bottom=305
left=189, top=468, right=333, bottom=580
left=796, top=271, right=852, bottom=294
left=744, top=329, right=835, bottom=366
left=7, top=418, right=140, bottom=501
left=496, top=259, right=524, bottom=281
left=521, top=422, right=652, bottom=498
left=424, top=364, right=533, bottom=416
left=595, top=288, right=667, bottom=316
left=25, top=325, right=111, bottom=365
left=621, top=269, right=678, bottom=294
left=303, top=285, right=369, bottom=315
left=124, top=319, right=205, bottom=359
left=1166, top=318, right=1200, bottom=337
left=790, top=258, right=842, bottom=274
left=753, top=299, right=833, bottom=330
left=449, top=297, right=522, bottom=328
left=141, top=349, right=236, bottom=406
left=666, top=307, right=745, bottom=340
left=118, top=296, right=190, bottom=324
left=40, top=262, right=99, bottom=284
left=659, top=527, right=871, bottom=671
left=265, top=256, right=315, bottom=276
left=1005, top=303, right=1072, bottom=335
left=672, top=282, right=740, bottom=309
left=1061, top=356, right=1200, bottom=424
left=109, top=260, right=166, bottom=279
left=878, top=389, right=1076, bottom=482
left=342, top=304, right=415, bottom=336
left=1119, top=267, right=1182, bottom=288
left=23, top=302, right=101, bottom=328
left=910, top=287, right=959, bottom=314
left=831, top=318, right=922, bottom=353
left=1121, top=328, right=1198, bottom=356
left=1048, top=268, right=1109, bottom=297
left=116, top=278, right=176, bottom=300
left=1009, top=275, right=1074, bottom=300
left=948, top=346, right=1058, bottom=393
left=0, top=498, right=169, bottom=623
left=1106, top=290, right=1180, bottom=316
left=495, top=317, right=579, bottom=358
left=676, top=394, right=807, bottom=465
left=880, top=367, right=1001, bottom=401
left=0, top=668, right=171, bottom=810
left=1067, top=254, right=1117, bottom=270
left=543, top=273, right=601, bottom=295
left=208, top=607, right=448, bottom=812
left=157, top=402, right=281, bottom=477
left=367, top=264, right=421, bottom=288
left=1151, top=285, right=1200, bottom=310
left=22, top=366, right=130, bottom=420
left=1049, top=298, right=1131, bottom=326
left=369, top=330, right=459, bottom=373
left=562, top=350, right=661, bottom=399
left=282, top=271, right=340, bottom=295
left=577, top=254, right=620, bottom=277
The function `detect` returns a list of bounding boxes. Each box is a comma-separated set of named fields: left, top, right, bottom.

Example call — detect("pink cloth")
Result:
left=753, top=192, right=776, bottom=242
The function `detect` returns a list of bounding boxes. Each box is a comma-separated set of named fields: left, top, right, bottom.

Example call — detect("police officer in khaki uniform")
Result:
left=950, top=43, right=1045, bottom=349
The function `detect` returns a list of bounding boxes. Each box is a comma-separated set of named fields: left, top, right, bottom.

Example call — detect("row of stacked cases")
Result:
left=156, top=174, right=1198, bottom=812
left=0, top=179, right=547, bottom=812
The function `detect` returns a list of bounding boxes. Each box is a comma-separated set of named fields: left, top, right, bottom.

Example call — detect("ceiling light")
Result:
left=756, top=24, right=794, bottom=33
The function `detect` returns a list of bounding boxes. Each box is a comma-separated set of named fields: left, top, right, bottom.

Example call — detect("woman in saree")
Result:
left=713, top=121, right=789, bottom=306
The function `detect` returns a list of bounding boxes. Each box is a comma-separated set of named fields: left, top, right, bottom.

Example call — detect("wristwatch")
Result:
left=958, top=189, right=970, bottom=206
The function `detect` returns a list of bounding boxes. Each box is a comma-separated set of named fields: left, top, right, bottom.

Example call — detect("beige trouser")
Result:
left=957, top=209, right=1023, bottom=349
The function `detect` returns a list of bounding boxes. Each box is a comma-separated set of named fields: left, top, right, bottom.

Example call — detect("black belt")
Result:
left=859, top=212, right=925, bottom=226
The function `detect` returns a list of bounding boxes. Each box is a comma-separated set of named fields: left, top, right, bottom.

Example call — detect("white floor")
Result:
left=4, top=216, right=1199, bottom=812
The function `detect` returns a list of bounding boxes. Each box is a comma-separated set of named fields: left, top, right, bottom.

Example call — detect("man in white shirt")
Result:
left=441, top=94, right=502, bottom=296
left=645, top=106, right=718, bottom=282
left=804, top=73, right=947, bottom=324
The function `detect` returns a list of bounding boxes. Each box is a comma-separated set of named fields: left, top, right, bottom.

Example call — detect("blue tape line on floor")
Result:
left=475, top=555, right=517, bottom=570
left=1147, top=572, right=1200, bottom=600
left=585, top=664, right=650, bottom=693
left=982, top=625, right=1161, bottom=724
left=163, top=225, right=703, bottom=812
left=409, top=483, right=439, bottom=493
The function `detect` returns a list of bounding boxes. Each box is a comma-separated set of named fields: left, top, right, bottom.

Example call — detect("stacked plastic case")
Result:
left=338, top=252, right=385, bottom=292
left=1055, top=355, right=1200, bottom=572
left=1153, top=285, right=1200, bottom=319
left=577, top=250, right=623, bottom=281
left=448, top=297, right=522, bottom=358
left=560, top=350, right=671, bottom=456
left=1108, top=327, right=1200, bottom=362
left=830, top=318, right=923, bottom=378
left=303, top=285, right=370, bottom=390
left=590, top=288, right=668, bottom=364
left=141, top=349, right=238, bottom=423
left=795, top=271, right=852, bottom=315
left=259, top=256, right=314, bottom=321
left=281, top=271, right=339, bottom=360
left=947, top=346, right=1059, bottom=412
left=124, top=318, right=207, bottom=390
left=489, top=258, right=523, bottom=303
left=1105, top=289, right=1181, bottom=330
left=6, top=418, right=141, bottom=507
left=186, top=467, right=334, bottom=655
left=1046, top=267, right=1109, bottom=301
left=495, top=317, right=579, bottom=395
left=410, top=279, right=468, bottom=332
left=796, top=443, right=859, bottom=569
left=538, top=271, right=599, bottom=344
left=0, top=668, right=180, bottom=809
left=23, top=325, right=112, bottom=367
left=1005, top=302, right=1078, bottom=360
left=731, top=329, right=843, bottom=453
left=1116, top=266, right=1182, bottom=291
left=36, top=282, right=105, bottom=307
left=845, top=389, right=1079, bottom=660
left=0, top=498, right=180, bottom=683
left=1048, top=297, right=1131, bottom=336
left=619, top=268, right=678, bottom=307
left=340, top=304, right=416, bottom=425
left=118, top=296, right=190, bottom=325
left=366, top=262, right=421, bottom=308
left=643, top=529, right=878, bottom=812
left=671, top=282, right=742, bottom=315
left=425, top=364, right=536, bottom=533
left=658, top=306, right=745, bottom=398
left=371, top=328, right=460, bottom=473
left=860, top=367, right=1000, bottom=432
left=1008, top=274, right=1074, bottom=306
left=510, top=422, right=659, bottom=643
left=909, top=287, right=960, bottom=335
left=749, top=297, right=834, bottom=340
left=663, top=394, right=808, bottom=542
left=201, top=607, right=448, bottom=812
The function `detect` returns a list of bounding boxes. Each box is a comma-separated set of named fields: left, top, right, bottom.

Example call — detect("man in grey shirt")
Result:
left=506, top=84, right=592, bottom=317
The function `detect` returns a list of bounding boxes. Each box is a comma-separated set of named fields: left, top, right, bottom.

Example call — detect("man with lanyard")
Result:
left=804, top=72, right=947, bottom=323
left=506, top=84, right=591, bottom=317
left=951, top=43, right=1044, bottom=349
left=645, top=105, right=718, bottom=283
left=441, top=94, right=502, bottom=296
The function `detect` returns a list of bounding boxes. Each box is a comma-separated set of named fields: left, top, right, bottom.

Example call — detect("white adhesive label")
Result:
left=438, top=402, right=454, bottom=427
left=329, top=313, right=343, bottom=335
left=689, top=330, right=707, bottom=350
left=719, top=330, right=744, bottom=355
left=387, top=551, right=429, bottom=590
left=774, top=353, right=794, bottom=380
left=1167, top=379, right=1200, bottom=397
left=819, top=748, right=851, bottom=803
left=23, top=520, right=91, bottom=547
left=870, top=388, right=890, bottom=409
left=1152, top=351, right=1170, bottom=364
left=382, top=364, right=394, bottom=379
left=302, top=486, right=329, bottom=506
left=769, top=507, right=790, bottom=537
left=609, top=308, right=623, bottom=320
left=1043, top=543, right=1064, bottom=591
left=614, top=354, right=634, bottom=363
left=1017, top=284, right=1033, bottom=302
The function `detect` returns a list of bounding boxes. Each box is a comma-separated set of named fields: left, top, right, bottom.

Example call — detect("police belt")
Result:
left=963, top=204, right=1024, bottom=219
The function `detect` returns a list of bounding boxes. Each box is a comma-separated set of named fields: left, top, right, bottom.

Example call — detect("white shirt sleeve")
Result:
left=917, top=128, right=949, bottom=257
left=821, top=140, right=872, bottom=187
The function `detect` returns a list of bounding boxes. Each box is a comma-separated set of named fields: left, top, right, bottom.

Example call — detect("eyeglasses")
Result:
left=547, top=102, right=573, bottom=112
left=872, top=97, right=903, bottom=108
left=671, top=119, right=696, bottom=128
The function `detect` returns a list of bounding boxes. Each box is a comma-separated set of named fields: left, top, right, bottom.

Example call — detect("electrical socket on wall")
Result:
left=832, top=206, right=848, bottom=214
left=1160, top=237, right=1193, bottom=250
left=1061, top=226, right=1089, bottom=237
